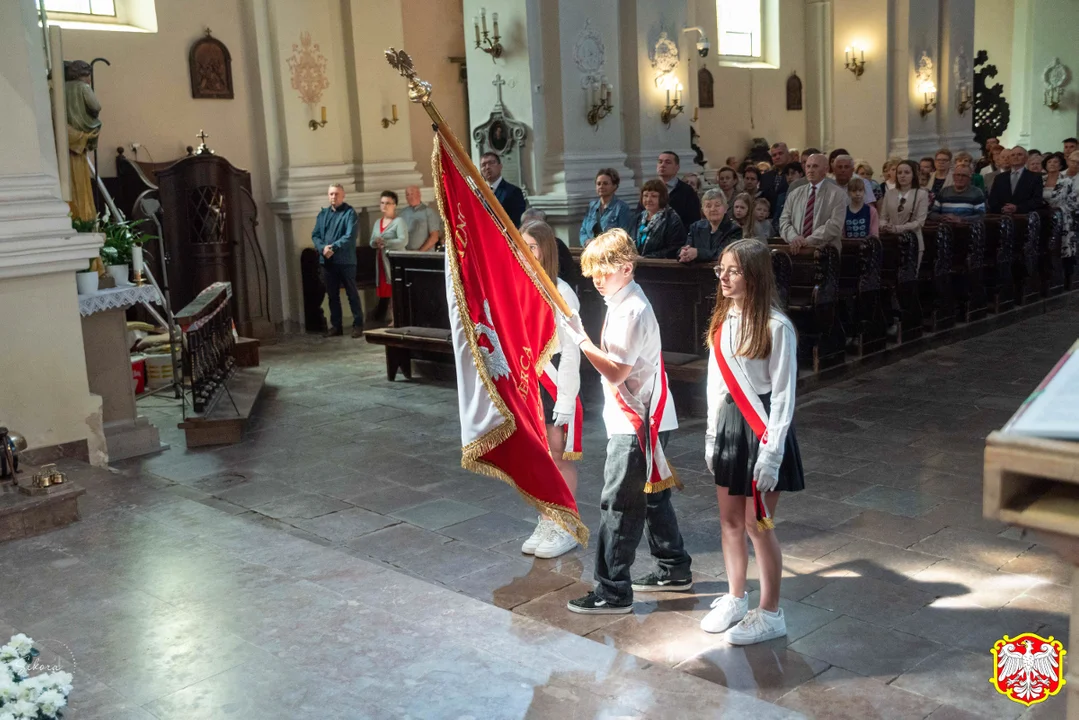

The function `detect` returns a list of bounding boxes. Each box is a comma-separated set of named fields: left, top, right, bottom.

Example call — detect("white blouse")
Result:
left=550, top=277, right=582, bottom=415
left=705, top=307, right=798, bottom=477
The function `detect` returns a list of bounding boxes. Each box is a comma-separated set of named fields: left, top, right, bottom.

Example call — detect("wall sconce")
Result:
left=957, top=84, right=973, bottom=116
left=381, top=104, right=399, bottom=128
left=1045, top=86, right=1065, bottom=110
left=661, top=83, right=684, bottom=126
left=473, top=8, right=503, bottom=61
left=309, top=105, right=328, bottom=131
left=919, top=81, right=937, bottom=117
left=587, top=78, right=613, bottom=127
left=1043, top=58, right=1070, bottom=111
left=844, top=45, right=866, bottom=78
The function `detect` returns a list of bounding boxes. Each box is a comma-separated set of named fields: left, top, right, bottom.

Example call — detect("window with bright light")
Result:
left=44, top=0, right=116, bottom=15
left=717, top=0, right=762, bottom=58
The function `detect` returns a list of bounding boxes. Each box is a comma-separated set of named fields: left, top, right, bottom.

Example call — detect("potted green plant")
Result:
left=97, top=210, right=156, bottom=287
left=71, top=216, right=103, bottom=295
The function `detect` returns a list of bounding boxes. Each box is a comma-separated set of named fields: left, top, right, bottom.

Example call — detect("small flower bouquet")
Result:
left=0, top=635, right=72, bottom=719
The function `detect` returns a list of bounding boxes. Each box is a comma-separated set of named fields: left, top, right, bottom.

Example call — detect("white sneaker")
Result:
left=534, top=524, right=578, bottom=559
left=724, top=607, right=787, bottom=645
left=700, top=592, right=749, bottom=634
left=521, top=517, right=553, bottom=555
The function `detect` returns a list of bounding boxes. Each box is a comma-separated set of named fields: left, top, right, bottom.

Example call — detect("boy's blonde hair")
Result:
left=580, top=228, right=638, bottom=277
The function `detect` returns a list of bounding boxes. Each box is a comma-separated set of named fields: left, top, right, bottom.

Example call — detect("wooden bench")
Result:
left=1008, top=211, right=1042, bottom=305
left=921, top=222, right=957, bottom=332
left=839, top=236, right=887, bottom=357
left=942, top=219, right=988, bottom=323
left=364, top=326, right=453, bottom=381
left=879, top=230, right=923, bottom=345
left=768, top=242, right=843, bottom=373
left=982, top=214, right=1017, bottom=313
left=1039, top=207, right=1066, bottom=297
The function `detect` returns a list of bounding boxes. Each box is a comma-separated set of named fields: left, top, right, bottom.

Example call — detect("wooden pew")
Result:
left=768, top=242, right=843, bottom=373
left=839, top=236, right=887, bottom=357
left=944, top=219, right=988, bottom=323
left=364, top=251, right=453, bottom=381
left=1006, top=212, right=1041, bottom=305
left=1038, top=207, right=1066, bottom=297
left=879, top=231, right=923, bottom=344
left=982, top=214, right=1016, bottom=313
left=921, top=222, right=957, bottom=332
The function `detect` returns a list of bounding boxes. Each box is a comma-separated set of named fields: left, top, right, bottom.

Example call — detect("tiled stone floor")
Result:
left=6, top=304, right=1077, bottom=718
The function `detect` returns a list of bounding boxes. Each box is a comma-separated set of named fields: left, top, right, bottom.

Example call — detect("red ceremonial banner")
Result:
left=434, top=138, right=588, bottom=546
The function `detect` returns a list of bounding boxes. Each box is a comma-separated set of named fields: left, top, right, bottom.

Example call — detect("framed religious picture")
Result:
left=189, top=29, right=234, bottom=99
left=488, top=120, right=509, bottom=152
left=786, top=72, right=803, bottom=111
left=472, top=74, right=529, bottom=192
left=698, top=67, right=714, bottom=108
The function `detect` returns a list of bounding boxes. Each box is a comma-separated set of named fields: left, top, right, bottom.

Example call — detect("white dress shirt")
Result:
left=705, top=307, right=797, bottom=477
left=600, top=281, right=679, bottom=437
left=550, top=278, right=582, bottom=416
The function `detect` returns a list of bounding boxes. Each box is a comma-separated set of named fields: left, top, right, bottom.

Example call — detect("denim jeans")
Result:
left=322, top=262, right=363, bottom=330
left=593, top=432, right=692, bottom=605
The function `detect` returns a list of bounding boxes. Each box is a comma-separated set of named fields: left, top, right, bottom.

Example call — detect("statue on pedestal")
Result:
left=64, top=60, right=102, bottom=222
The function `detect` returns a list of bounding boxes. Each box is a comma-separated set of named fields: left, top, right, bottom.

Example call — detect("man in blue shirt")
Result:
left=929, top=166, right=986, bottom=222
left=312, top=184, right=362, bottom=338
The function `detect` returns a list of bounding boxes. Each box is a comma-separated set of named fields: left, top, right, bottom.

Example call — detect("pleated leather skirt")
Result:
left=712, top=392, right=805, bottom=495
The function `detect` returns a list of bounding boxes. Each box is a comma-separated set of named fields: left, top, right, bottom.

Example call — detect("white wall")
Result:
left=832, top=0, right=888, bottom=169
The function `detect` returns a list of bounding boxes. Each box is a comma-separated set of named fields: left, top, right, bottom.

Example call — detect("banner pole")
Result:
left=385, top=48, right=572, bottom=318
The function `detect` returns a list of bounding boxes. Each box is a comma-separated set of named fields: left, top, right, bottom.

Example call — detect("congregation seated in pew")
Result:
left=633, top=179, right=686, bottom=259
left=679, top=189, right=742, bottom=264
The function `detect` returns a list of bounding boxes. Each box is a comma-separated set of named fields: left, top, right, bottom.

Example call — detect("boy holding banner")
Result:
left=700, top=239, right=805, bottom=645
left=560, top=229, right=693, bottom=614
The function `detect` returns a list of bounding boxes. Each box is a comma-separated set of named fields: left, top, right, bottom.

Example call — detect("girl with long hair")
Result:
left=699, top=239, right=804, bottom=645
left=520, top=220, right=584, bottom=558
left=731, top=192, right=757, bottom=239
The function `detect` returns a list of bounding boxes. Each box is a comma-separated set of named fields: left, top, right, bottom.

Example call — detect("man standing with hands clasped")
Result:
left=779, top=153, right=846, bottom=253
left=312, top=184, right=363, bottom=338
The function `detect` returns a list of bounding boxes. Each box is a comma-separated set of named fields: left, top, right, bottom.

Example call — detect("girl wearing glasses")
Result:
left=699, top=239, right=804, bottom=646
left=880, top=159, right=929, bottom=266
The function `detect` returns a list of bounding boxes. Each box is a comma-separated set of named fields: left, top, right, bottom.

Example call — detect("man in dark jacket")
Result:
left=987, top=147, right=1045, bottom=214
left=312, top=184, right=362, bottom=338
left=654, top=150, right=701, bottom=227
left=760, top=142, right=791, bottom=218
left=480, top=152, right=527, bottom=227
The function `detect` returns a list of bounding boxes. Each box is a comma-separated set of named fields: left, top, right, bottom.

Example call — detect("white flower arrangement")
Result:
left=0, top=636, right=72, bottom=719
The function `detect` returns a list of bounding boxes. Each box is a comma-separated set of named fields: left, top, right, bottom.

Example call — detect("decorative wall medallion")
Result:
left=953, top=46, right=970, bottom=85
left=189, top=29, right=233, bottom=99
left=650, top=30, right=679, bottom=87
left=574, top=19, right=605, bottom=83
left=472, top=74, right=529, bottom=192
left=286, top=31, right=330, bottom=105
left=1043, top=58, right=1070, bottom=110
left=916, top=51, right=935, bottom=89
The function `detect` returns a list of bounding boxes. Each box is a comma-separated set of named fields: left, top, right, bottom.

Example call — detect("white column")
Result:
left=805, top=0, right=834, bottom=152
left=0, top=0, right=105, bottom=461
left=888, top=0, right=944, bottom=159
left=938, top=0, right=978, bottom=155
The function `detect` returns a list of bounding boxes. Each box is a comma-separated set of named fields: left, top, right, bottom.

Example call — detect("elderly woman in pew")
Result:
left=1042, top=152, right=1078, bottom=270
left=880, top=159, right=930, bottom=266
left=632, top=179, right=687, bottom=258
left=679, top=189, right=742, bottom=264
left=579, top=168, right=634, bottom=245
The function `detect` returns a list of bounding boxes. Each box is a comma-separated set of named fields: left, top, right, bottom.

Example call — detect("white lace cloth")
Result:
left=78, top=284, right=163, bottom=317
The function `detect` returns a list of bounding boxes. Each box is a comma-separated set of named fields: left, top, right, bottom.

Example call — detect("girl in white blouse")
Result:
left=520, top=221, right=583, bottom=559
left=699, top=239, right=805, bottom=646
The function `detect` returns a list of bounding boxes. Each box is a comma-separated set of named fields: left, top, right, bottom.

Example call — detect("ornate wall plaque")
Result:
left=472, top=74, right=528, bottom=192
left=786, top=72, right=803, bottom=111
left=286, top=31, right=330, bottom=105
left=698, top=67, right=715, bottom=108
left=574, top=18, right=605, bottom=87
left=189, top=29, right=233, bottom=99
left=916, top=51, right=935, bottom=91
left=650, top=30, right=679, bottom=87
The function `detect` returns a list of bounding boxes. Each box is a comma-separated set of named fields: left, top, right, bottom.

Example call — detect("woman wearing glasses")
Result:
left=698, top=239, right=804, bottom=646
left=879, top=159, right=929, bottom=267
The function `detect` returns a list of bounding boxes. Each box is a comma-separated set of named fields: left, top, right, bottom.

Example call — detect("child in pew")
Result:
left=699, top=239, right=805, bottom=645
left=559, top=228, right=693, bottom=614
left=843, top=177, right=880, bottom=240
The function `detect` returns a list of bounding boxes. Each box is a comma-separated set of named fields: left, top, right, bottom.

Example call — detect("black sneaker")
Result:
left=631, top=573, right=693, bottom=593
left=567, top=591, right=632, bottom=615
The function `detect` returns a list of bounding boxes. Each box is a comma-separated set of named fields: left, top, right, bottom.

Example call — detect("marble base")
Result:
left=0, top=479, right=84, bottom=543
left=104, top=416, right=168, bottom=462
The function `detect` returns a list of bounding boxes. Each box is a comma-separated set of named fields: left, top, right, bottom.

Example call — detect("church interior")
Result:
left=2, top=0, right=1079, bottom=717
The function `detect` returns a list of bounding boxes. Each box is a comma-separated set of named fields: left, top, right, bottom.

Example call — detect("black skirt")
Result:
left=539, top=355, right=559, bottom=423
left=712, top=392, right=805, bottom=495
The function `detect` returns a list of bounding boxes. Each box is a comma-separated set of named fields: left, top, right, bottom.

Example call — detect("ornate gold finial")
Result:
left=385, top=48, right=432, bottom=104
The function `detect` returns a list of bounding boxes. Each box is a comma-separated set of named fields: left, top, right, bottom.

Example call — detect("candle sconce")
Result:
left=586, top=79, right=614, bottom=127
left=844, top=45, right=866, bottom=78
left=381, top=104, right=400, bottom=128
left=660, top=83, right=684, bottom=126
left=1045, top=85, right=1065, bottom=110
left=473, top=8, right=503, bottom=61
left=920, top=83, right=937, bottom=117
left=309, top=105, right=328, bottom=131
left=957, top=84, right=973, bottom=116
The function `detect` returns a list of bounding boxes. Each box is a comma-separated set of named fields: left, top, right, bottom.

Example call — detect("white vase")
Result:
left=76, top=271, right=99, bottom=295
left=107, top=264, right=131, bottom=287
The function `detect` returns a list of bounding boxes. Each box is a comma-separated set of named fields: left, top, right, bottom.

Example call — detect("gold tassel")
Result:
left=561, top=451, right=583, bottom=461
left=757, top=517, right=775, bottom=531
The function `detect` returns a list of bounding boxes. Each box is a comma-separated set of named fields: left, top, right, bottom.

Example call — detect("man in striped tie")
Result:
left=778, top=153, right=847, bottom=252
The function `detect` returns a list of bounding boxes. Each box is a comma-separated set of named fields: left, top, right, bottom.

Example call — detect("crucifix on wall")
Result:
left=473, top=73, right=529, bottom=193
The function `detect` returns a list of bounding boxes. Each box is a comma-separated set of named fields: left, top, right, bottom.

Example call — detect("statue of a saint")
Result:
left=64, top=60, right=102, bottom=222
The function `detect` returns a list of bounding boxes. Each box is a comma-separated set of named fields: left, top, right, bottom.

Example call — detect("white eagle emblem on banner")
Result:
left=474, top=299, right=511, bottom=381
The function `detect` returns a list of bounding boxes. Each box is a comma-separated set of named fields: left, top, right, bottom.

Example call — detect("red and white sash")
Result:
left=712, top=323, right=775, bottom=530
left=539, top=364, right=583, bottom=460
left=607, top=356, right=680, bottom=493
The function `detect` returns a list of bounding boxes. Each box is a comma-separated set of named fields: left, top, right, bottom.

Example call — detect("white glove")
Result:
left=705, top=452, right=714, bottom=475
left=754, top=462, right=780, bottom=493
left=560, top=311, right=588, bottom=347
left=552, top=411, right=574, bottom=428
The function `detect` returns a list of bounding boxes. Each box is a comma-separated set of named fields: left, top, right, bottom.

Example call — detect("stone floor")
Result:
left=4, top=304, right=1077, bottom=718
